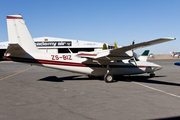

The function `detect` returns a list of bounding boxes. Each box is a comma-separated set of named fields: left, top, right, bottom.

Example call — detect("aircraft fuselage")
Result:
left=5, top=52, right=162, bottom=76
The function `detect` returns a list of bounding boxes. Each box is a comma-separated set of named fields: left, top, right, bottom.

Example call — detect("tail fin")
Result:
left=170, top=51, right=173, bottom=55
left=138, top=50, right=149, bottom=61
left=6, top=14, right=38, bottom=53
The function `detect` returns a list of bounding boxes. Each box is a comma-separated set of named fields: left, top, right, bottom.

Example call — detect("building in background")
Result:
left=0, top=37, right=113, bottom=60
left=0, top=42, right=8, bottom=60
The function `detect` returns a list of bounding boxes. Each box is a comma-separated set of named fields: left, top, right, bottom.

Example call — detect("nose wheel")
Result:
left=150, top=72, right=155, bottom=77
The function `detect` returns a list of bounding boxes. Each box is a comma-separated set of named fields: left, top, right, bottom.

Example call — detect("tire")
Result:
left=150, top=74, right=155, bottom=78
left=104, top=74, right=114, bottom=83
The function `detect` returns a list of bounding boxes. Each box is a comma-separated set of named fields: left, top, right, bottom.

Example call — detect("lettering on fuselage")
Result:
left=51, top=55, right=72, bottom=60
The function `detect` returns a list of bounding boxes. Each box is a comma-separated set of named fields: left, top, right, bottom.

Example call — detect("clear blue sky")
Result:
left=0, top=0, right=179, bottom=54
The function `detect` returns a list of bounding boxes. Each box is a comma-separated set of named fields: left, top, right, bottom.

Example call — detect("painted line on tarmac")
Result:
left=133, top=82, right=180, bottom=99
left=0, top=66, right=35, bottom=81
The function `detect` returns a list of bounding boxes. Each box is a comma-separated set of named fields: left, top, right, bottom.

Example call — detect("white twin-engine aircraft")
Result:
left=5, top=14, right=175, bottom=83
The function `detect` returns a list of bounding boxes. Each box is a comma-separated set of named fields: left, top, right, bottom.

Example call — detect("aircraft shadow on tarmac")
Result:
left=38, top=75, right=180, bottom=87
left=151, top=116, right=180, bottom=120
left=38, top=75, right=98, bottom=82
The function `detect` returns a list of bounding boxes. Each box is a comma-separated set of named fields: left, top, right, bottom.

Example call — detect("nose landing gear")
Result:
left=150, top=72, right=155, bottom=78
left=104, top=65, right=114, bottom=83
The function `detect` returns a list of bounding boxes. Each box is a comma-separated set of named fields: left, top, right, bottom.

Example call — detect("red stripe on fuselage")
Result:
left=37, top=59, right=160, bottom=69
left=36, top=59, right=87, bottom=67
left=137, top=66, right=161, bottom=68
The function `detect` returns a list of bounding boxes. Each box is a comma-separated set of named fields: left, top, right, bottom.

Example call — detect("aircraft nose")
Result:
left=153, top=65, right=162, bottom=71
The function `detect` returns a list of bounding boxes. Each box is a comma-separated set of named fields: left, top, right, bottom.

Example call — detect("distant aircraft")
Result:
left=170, top=51, right=180, bottom=58
left=174, top=62, right=180, bottom=66
left=4, top=15, right=176, bottom=83
left=148, top=53, right=155, bottom=58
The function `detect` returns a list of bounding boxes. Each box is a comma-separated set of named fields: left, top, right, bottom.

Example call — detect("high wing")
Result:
left=110, top=38, right=175, bottom=55
left=77, top=38, right=175, bottom=62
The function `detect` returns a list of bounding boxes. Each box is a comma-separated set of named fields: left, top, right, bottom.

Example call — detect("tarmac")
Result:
left=0, top=59, right=180, bottom=120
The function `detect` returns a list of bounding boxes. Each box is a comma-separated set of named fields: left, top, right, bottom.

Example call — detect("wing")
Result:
left=110, top=38, right=175, bottom=55
left=77, top=38, right=176, bottom=62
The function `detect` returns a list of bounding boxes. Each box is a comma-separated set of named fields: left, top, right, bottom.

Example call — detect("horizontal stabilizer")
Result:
left=4, top=44, right=34, bottom=59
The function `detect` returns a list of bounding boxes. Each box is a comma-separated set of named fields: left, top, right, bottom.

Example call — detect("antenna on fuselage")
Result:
left=132, top=39, right=135, bottom=53
left=132, top=39, right=135, bottom=45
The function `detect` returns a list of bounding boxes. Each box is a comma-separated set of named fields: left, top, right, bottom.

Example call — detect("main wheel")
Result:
left=104, top=74, right=114, bottom=83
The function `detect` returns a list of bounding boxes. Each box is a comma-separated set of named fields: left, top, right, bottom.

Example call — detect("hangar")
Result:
left=0, top=42, right=8, bottom=60
left=0, top=37, right=110, bottom=60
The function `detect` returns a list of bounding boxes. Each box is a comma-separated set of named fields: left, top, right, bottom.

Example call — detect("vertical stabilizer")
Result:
left=7, top=14, right=38, bottom=53
left=138, top=50, right=149, bottom=61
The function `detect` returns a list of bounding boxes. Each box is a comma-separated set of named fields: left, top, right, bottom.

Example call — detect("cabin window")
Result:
left=108, top=45, right=114, bottom=49
left=58, top=48, right=71, bottom=53
left=70, top=48, right=94, bottom=53
left=58, top=48, right=95, bottom=53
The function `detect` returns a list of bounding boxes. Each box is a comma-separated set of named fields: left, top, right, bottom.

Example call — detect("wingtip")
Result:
left=169, top=37, right=176, bottom=40
left=160, top=37, right=176, bottom=41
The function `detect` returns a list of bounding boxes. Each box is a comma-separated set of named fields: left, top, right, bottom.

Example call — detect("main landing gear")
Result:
left=104, top=73, right=114, bottom=83
left=88, top=65, right=115, bottom=83
left=104, top=65, right=114, bottom=83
